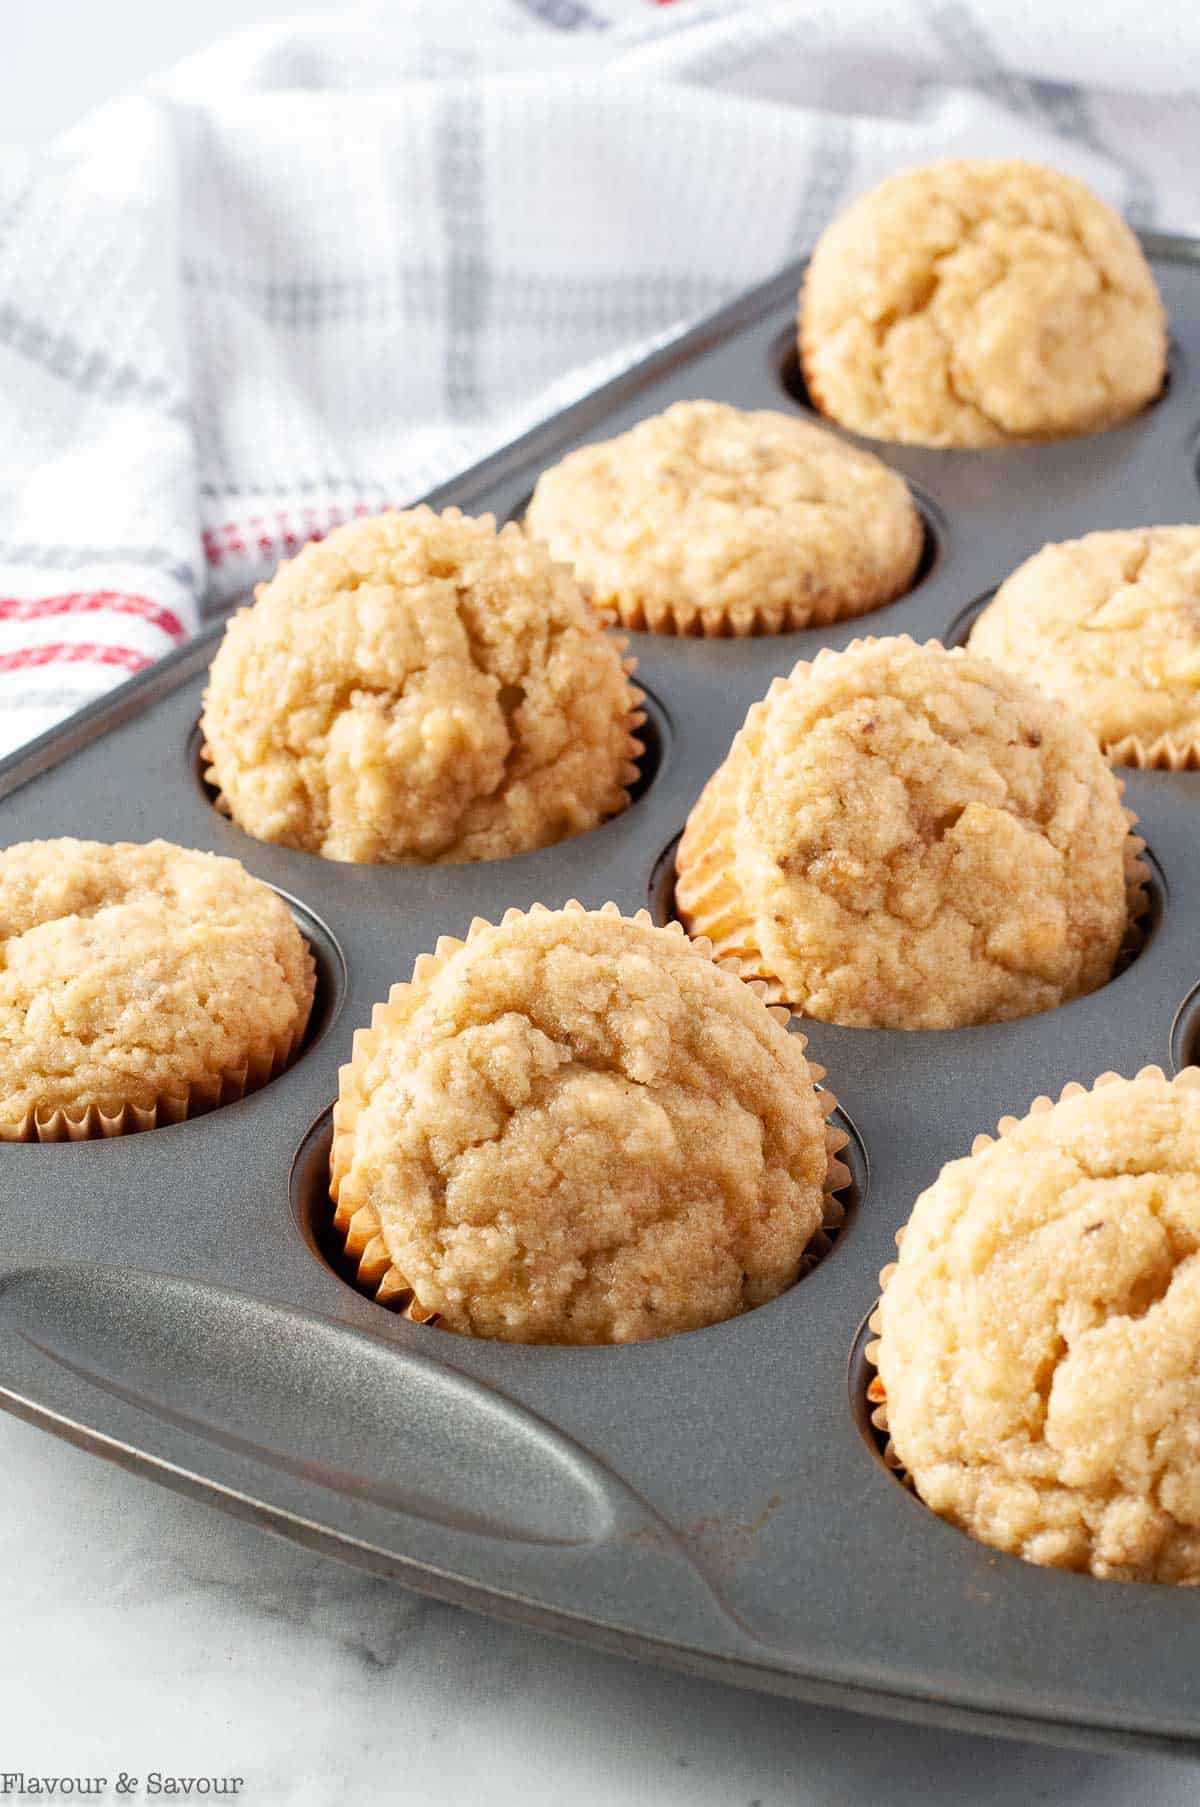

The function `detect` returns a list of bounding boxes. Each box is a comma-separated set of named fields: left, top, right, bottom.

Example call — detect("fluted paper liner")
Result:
left=0, top=983, right=313, bottom=1145
left=1105, top=729, right=1200, bottom=773
left=675, top=635, right=1153, bottom=1016
left=862, top=1065, right=1200, bottom=1479
left=589, top=583, right=905, bottom=640
left=329, top=900, right=850, bottom=1323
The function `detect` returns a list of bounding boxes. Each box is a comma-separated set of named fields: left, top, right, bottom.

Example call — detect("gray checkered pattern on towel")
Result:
left=0, top=0, right=1196, bottom=753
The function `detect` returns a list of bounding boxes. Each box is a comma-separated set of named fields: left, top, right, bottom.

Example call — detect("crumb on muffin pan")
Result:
left=3, top=225, right=1200, bottom=1756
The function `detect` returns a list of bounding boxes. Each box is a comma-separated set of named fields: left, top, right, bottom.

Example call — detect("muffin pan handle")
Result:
left=0, top=1262, right=641, bottom=1545
left=0, top=1259, right=765, bottom=1664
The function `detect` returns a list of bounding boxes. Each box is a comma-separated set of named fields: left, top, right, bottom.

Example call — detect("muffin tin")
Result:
left=3, top=232, right=1200, bottom=1758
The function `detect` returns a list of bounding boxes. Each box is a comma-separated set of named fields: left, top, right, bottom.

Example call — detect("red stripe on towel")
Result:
left=202, top=501, right=376, bottom=566
left=0, top=642, right=152, bottom=674
left=0, top=591, right=185, bottom=641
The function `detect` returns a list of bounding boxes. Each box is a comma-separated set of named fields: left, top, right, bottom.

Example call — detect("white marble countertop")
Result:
left=4, top=8, right=1200, bottom=1803
left=4, top=1410, right=1198, bottom=1807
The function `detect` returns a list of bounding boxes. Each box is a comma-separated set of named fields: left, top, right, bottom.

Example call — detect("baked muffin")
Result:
left=874, top=1068, right=1200, bottom=1583
left=675, top=637, right=1139, bottom=1030
left=0, top=838, right=314, bottom=1140
left=524, top=399, right=924, bottom=635
left=201, top=507, right=642, bottom=864
left=330, top=902, right=846, bottom=1344
left=970, top=527, right=1200, bottom=766
left=800, top=159, right=1166, bottom=447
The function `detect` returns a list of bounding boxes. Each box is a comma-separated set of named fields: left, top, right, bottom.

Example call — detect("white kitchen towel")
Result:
left=2, top=0, right=1198, bottom=756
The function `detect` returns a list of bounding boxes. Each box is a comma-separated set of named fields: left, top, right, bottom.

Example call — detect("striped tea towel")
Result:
left=1, top=0, right=1198, bottom=756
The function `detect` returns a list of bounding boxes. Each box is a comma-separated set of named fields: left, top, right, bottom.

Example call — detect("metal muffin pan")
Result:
left=4, top=233, right=1200, bottom=1759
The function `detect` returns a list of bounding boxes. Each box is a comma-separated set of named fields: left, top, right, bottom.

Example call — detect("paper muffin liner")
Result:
left=861, top=1064, right=1200, bottom=1479
left=591, top=581, right=913, bottom=640
left=328, top=901, right=850, bottom=1323
left=199, top=638, right=647, bottom=854
left=1, top=979, right=313, bottom=1146
left=1104, top=729, right=1200, bottom=773
left=675, top=635, right=1154, bottom=1014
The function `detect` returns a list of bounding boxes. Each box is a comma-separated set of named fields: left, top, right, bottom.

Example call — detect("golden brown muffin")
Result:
left=970, top=527, right=1200, bottom=766
left=524, top=399, right=924, bottom=635
left=874, top=1068, right=1200, bottom=1583
left=675, top=637, right=1140, bottom=1030
left=201, top=507, right=642, bottom=864
left=800, top=159, right=1166, bottom=447
left=0, top=838, right=314, bottom=1140
left=330, top=903, right=846, bottom=1344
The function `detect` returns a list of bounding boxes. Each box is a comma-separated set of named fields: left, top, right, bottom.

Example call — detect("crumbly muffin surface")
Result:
left=800, top=159, right=1166, bottom=447
left=970, top=527, right=1200, bottom=753
left=676, top=638, right=1131, bottom=1029
left=331, top=907, right=830, bottom=1344
left=524, top=400, right=923, bottom=635
left=201, top=508, right=639, bottom=864
left=0, top=838, right=314, bottom=1125
left=878, top=1073, right=1200, bottom=1583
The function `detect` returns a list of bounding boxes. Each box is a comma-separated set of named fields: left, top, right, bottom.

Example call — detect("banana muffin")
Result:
left=524, top=399, right=924, bottom=635
left=875, top=1068, right=1200, bottom=1583
left=330, top=902, right=846, bottom=1343
left=800, top=159, right=1166, bottom=447
left=0, top=837, right=314, bottom=1140
left=970, top=526, right=1200, bottom=766
left=201, top=507, right=642, bottom=864
left=675, top=636, right=1140, bottom=1030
